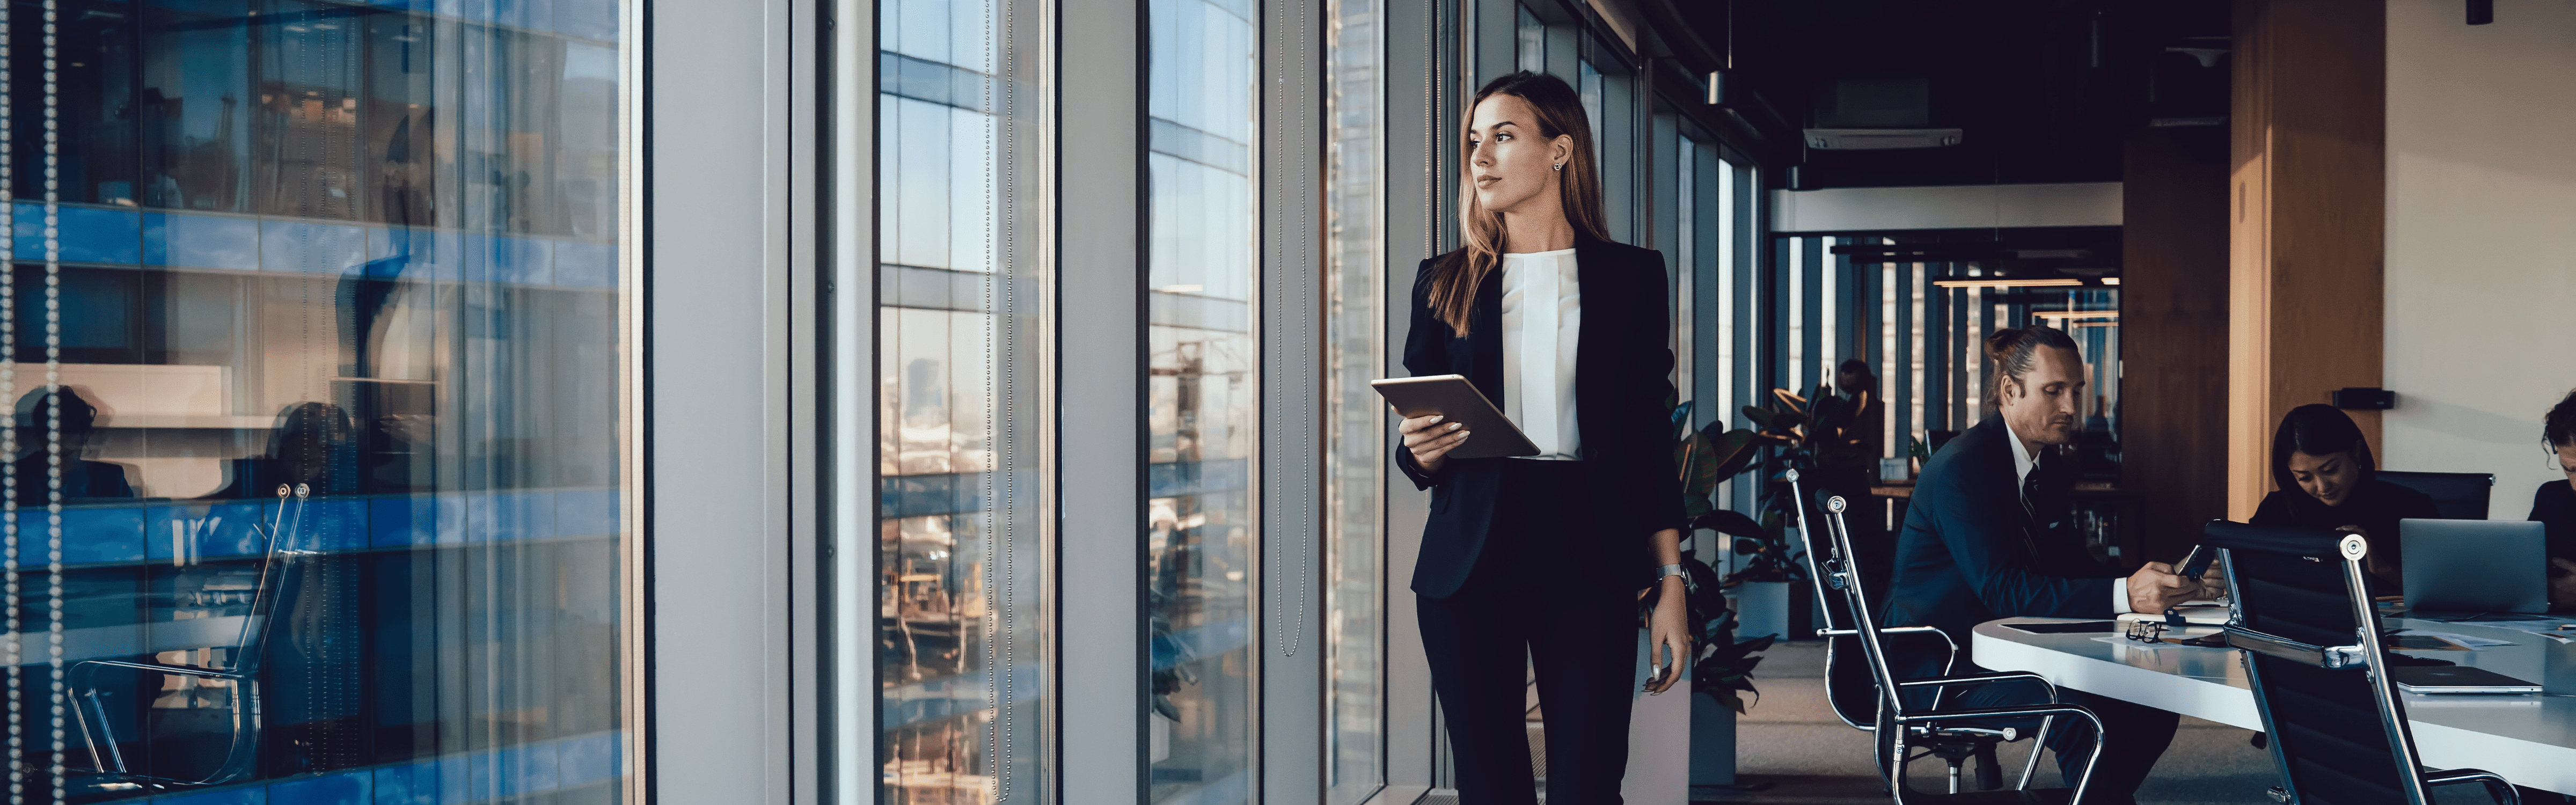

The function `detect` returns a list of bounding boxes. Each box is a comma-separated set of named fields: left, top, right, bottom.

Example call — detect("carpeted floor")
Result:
left=1699, top=640, right=2281, bottom=805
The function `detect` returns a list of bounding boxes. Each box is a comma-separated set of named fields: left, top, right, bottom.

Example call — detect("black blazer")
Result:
left=1396, top=237, right=1686, bottom=599
left=1882, top=416, right=2121, bottom=649
left=2251, top=479, right=2438, bottom=593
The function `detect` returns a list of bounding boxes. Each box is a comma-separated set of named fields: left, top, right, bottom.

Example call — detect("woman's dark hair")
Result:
left=2546, top=387, right=2576, bottom=449
left=1426, top=71, right=1610, bottom=336
left=2270, top=403, right=2375, bottom=493
left=13, top=386, right=104, bottom=436
left=1983, top=326, right=2079, bottom=407
left=268, top=401, right=358, bottom=484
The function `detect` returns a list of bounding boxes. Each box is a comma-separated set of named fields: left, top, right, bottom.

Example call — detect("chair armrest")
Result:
left=1893, top=671, right=2059, bottom=700
left=1820, top=626, right=1964, bottom=676
left=72, top=658, right=244, bottom=682
left=2424, top=769, right=2519, bottom=805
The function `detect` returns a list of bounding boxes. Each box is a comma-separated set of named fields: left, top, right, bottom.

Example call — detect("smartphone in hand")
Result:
left=2176, top=544, right=2216, bottom=580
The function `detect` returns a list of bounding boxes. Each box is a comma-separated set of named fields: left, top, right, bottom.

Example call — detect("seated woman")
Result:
left=2536, top=389, right=2576, bottom=605
left=2250, top=403, right=2438, bottom=594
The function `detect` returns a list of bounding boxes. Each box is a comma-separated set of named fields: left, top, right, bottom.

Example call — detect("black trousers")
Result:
left=1418, top=459, right=1639, bottom=805
left=1897, top=654, right=2179, bottom=799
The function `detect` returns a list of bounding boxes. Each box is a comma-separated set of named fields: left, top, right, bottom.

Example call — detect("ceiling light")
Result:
left=2100, top=277, right=2121, bottom=286
left=2033, top=310, right=2120, bottom=320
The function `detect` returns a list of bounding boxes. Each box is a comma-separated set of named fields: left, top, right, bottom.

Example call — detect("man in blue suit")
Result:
left=1885, top=326, right=2200, bottom=801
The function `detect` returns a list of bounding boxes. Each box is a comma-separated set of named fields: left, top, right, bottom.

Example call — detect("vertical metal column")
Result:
left=1261, top=0, right=1325, bottom=797
left=1058, top=0, right=1143, bottom=800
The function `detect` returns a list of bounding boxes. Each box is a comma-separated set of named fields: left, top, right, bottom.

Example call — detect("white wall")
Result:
left=2384, top=0, right=2576, bottom=518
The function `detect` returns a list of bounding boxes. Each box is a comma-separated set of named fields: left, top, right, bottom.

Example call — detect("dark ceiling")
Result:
left=1647, top=0, right=2231, bottom=189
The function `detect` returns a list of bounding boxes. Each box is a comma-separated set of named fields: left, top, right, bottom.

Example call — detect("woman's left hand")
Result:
left=1644, top=576, right=1692, bottom=694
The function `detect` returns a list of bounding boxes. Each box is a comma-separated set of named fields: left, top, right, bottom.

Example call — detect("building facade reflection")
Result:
left=4, top=0, right=629, bottom=800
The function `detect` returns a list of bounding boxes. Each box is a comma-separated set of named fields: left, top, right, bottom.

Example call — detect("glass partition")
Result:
left=1146, top=0, right=1258, bottom=797
left=876, top=0, right=1055, bottom=797
left=8, top=0, right=632, bottom=800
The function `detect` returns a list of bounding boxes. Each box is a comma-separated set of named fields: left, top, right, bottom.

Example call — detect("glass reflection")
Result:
left=3, top=0, right=630, bottom=801
left=1324, top=0, right=1384, bottom=801
left=876, top=0, right=1051, bottom=800
left=1146, top=0, right=1256, bottom=798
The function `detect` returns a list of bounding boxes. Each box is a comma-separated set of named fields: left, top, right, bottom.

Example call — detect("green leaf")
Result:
left=1741, top=405, right=1777, bottom=429
left=1772, top=387, right=1810, bottom=415
left=1700, top=429, right=1761, bottom=486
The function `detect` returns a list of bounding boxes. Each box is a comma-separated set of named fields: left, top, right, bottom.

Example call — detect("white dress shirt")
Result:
left=2007, top=418, right=2131, bottom=613
left=1499, top=248, right=1582, bottom=460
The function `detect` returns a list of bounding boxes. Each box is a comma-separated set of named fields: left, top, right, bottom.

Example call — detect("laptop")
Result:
left=2390, top=664, right=2543, bottom=694
left=2401, top=518, right=2547, bottom=618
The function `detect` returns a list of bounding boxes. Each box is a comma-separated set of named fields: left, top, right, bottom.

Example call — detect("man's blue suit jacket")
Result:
left=1882, top=416, right=2122, bottom=654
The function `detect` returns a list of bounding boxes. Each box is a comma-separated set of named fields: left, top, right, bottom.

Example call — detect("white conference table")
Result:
left=1974, top=616, right=2576, bottom=795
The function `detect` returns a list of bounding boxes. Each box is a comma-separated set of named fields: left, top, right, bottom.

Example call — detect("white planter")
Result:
left=1689, top=691, right=1738, bottom=789
left=1623, top=628, right=1692, bottom=804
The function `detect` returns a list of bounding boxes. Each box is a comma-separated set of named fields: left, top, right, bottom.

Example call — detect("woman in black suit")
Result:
left=1394, top=71, right=1688, bottom=804
left=2250, top=404, right=2438, bottom=593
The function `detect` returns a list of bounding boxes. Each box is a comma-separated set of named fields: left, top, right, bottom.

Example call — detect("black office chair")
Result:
left=2207, top=519, right=2518, bottom=805
left=2376, top=470, right=2494, bottom=521
left=1816, top=492, right=2104, bottom=804
left=1785, top=470, right=2029, bottom=793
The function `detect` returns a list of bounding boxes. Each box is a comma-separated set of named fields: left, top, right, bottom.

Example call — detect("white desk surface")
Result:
left=1974, top=616, right=2576, bottom=795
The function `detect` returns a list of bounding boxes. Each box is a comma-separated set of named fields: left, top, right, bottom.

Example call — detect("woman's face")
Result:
left=2287, top=449, right=2363, bottom=507
left=1465, top=93, right=1571, bottom=217
left=2557, top=442, right=2575, bottom=493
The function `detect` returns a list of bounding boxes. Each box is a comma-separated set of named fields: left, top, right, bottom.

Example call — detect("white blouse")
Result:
left=1499, top=248, right=1582, bottom=460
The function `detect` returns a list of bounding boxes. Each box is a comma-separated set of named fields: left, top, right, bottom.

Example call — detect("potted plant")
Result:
left=1666, top=400, right=1774, bottom=791
left=1667, top=386, right=1870, bottom=789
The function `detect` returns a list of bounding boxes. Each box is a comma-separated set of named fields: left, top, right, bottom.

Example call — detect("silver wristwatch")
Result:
left=1656, top=564, right=1687, bottom=584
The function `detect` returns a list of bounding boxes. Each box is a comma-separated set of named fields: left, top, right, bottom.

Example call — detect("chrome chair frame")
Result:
left=70, top=483, right=311, bottom=789
left=1788, top=470, right=2046, bottom=794
left=1816, top=492, right=2105, bottom=805
left=2213, top=525, right=2518, bottom=805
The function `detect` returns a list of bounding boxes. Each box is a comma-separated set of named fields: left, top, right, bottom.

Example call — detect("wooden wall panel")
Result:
left=2228, top=0, right=2387, bottom=518
left=2122, top=128, right=2230, bottom=561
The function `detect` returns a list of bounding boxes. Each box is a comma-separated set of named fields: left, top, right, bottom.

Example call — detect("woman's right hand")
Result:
left=1400, top=414, right=1470, bottom=474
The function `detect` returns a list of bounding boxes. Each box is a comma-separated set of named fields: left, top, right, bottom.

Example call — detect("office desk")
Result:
left=1974, top=617, right=2576, bottom=794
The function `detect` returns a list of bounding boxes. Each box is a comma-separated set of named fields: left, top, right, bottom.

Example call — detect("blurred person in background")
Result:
left=9, top=386, right=137, bottom=503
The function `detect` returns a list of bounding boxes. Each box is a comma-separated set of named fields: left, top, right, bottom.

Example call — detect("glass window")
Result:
left=1514, top=6, right=1543, bottom=74
left=1578, top=59, right=1602, bottom=164
left=9, top=0, right=631, bottom=800
left=1325, top=0, right=1384, bottom=800
left=1674, top=133, right=1694, bottom=405
left=1146, top=0, right=1258, bottom=796
left=876, top=0, right=1053, bottom=799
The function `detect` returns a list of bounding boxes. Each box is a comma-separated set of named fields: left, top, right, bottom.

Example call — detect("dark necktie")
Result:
left=2021, top=456, right=2046, bottom=523
left=2018, top=456, right=2054, bottom=559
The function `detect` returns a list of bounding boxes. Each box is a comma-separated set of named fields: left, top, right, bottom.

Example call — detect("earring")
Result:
left=1552, top=163, right=1563, bottom=172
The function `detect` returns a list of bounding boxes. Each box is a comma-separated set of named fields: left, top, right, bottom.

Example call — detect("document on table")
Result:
left=2451, top=618, right=2576, bottom=638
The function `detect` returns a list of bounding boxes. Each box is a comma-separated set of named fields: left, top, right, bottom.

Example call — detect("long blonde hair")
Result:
left=1428, top=71, right=1613, bottom=336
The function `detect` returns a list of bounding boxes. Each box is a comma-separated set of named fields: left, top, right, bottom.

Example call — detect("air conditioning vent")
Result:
left=1804, top=128, right=1964, bottom=150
